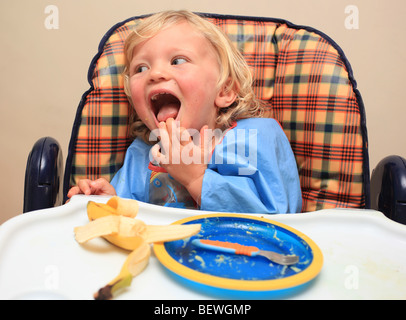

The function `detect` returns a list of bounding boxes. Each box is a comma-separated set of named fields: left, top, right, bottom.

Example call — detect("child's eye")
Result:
left=134, top=65, right=148, bottom=74
left=172, top=57, right=187, bottom=66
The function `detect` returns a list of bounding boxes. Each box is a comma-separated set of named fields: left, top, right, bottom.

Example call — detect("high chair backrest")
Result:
left=64, top=13, right=370, bottom=212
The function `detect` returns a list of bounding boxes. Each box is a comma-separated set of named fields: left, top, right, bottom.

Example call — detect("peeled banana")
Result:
left=74, top=196, right=201, bottom=299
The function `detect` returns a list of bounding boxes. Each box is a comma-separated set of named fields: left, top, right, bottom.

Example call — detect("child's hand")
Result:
left=67, top=178, right=117, bottom=199
left=151, top=118, right=214, bottom=205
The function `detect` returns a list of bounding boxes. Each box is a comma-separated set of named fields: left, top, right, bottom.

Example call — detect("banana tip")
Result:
left=94, top=285, right=113, bottom=300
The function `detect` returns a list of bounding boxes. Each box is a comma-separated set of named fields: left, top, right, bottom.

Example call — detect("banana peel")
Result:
left=105, top=196, right=139, bottom=218
left=86, top=196, right=139, bottom=220
left=74, top=196, right=201, bottom=299
left=74, top=215, right=146, bottom=242
left=75, top=201, right=201, bottom=247
left=74, top=215, right=147, bottom=250
left=93, top=240, right=151, bottom=300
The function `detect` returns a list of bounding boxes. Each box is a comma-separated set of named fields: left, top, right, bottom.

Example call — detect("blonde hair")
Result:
left=123, top=10, right=264, bottom=142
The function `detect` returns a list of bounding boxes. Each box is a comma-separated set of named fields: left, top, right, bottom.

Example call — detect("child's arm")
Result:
left=200, top=118, right=302, bottom=214
left=67, top=178, right=117, bottom=198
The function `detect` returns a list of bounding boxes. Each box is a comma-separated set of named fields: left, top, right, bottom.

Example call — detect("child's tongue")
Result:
left=157, top=104, right=179, bottom=122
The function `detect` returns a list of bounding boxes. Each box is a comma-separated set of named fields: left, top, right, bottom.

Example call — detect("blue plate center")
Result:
left=164, top=216, right=314, bottom=281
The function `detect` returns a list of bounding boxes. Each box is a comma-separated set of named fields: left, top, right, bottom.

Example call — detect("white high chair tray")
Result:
left=0, top=195, right=405, bottom=300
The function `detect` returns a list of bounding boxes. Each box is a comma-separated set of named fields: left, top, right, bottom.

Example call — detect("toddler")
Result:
left=67, top=10, right=302, bottom=213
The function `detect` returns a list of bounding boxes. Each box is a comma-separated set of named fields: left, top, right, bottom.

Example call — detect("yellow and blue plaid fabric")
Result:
left=65, top=13, right=369, bottom=212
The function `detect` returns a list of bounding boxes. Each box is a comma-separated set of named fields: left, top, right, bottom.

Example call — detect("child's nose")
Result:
left=149, top=65, right=170, bottom=82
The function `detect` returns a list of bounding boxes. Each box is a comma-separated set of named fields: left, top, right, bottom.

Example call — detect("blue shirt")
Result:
left=111, top=118, right=302, bottom=214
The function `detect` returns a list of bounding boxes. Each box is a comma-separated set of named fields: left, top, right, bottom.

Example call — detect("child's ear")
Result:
left=215, top=78, right=237, bottom=109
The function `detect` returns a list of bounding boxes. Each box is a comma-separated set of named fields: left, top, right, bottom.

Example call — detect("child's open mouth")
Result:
left=150, top=92, right=181, bottom=123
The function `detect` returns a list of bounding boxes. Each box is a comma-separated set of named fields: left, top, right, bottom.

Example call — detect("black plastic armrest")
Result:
left=23, top=137, right=64, bottom=213
left=371, top=155, right=406, bottom=224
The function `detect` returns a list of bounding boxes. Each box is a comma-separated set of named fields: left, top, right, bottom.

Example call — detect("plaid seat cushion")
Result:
left=64, top=13, right=370, bottom=212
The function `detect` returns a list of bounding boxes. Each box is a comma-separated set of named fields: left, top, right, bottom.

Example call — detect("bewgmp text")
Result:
left=154, top=303, right=252, bottom=317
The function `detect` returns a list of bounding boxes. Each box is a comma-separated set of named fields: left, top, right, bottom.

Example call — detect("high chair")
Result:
left=23, top=12, right=406, bottom=224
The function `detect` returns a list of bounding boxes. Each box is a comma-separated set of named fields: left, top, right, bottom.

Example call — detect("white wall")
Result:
left=1, top=0, right=405, bottom=223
